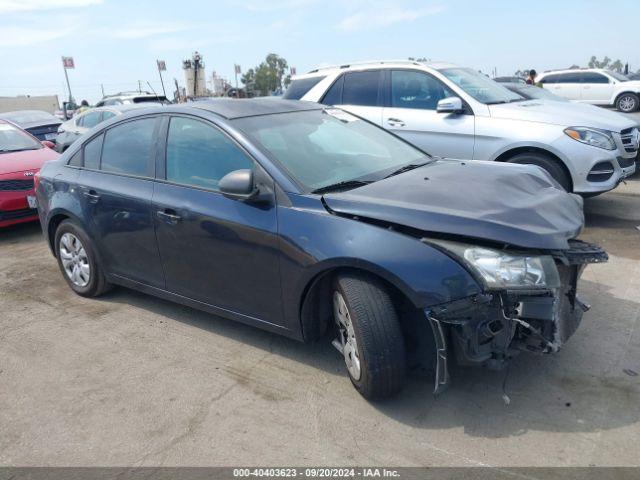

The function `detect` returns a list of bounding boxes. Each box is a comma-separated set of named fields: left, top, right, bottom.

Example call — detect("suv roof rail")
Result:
left=306, top=59, right=422, bottom=74
left=101, top=91, right=155, bottom=98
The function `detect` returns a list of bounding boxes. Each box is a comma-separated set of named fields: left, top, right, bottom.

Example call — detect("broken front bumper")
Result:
left=424, top=240, right=608, bottom=394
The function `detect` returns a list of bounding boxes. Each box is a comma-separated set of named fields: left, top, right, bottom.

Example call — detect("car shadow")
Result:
left=94, top=274, right=640, bottom=439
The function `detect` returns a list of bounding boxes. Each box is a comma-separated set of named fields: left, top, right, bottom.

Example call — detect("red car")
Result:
left=0, top=119, right=59, bottom=228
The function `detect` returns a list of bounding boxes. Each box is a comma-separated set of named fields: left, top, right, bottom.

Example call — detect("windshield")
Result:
left=608, top=71, right=630, bottom=82
left=514, top=85, right=567, bottom=101
left=235, top=109, right=429, bottom=191
left=440, top=68, right=524, bottom=104
left=0, top=123, right=42, bottom=153
left=0, top=110, right=58, bottom=124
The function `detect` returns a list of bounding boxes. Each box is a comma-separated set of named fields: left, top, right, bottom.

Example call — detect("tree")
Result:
left=242, top=53, right=289, bottom=96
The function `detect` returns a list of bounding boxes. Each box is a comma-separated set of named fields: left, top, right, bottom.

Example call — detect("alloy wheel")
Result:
left=59, top=232, right=91, bottom=287
left=619, top=95, right=637, bottom=112
left=333, top=291, right=361, bottom=381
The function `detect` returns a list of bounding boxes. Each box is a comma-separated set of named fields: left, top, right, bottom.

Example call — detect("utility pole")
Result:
left=138, top=80, right=142, bottom=93
left=101, top=84, right=105, bottom=97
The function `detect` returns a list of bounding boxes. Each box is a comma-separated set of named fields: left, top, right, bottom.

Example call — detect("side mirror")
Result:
left=219, top=169, right=257, bottom=200
left=42, top=140, right=55, bottom=149
left=436, top=97, right=464, bottom=114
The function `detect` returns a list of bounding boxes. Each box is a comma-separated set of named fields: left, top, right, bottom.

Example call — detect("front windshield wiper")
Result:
left=384, top=161, right=431, bottom=179
left=0, top=147, right=40, bottom=153
left=312, top=179, right=372, bottom=194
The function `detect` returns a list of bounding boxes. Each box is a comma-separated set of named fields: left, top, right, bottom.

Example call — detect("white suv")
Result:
left=289, top=60, right=638, bottom=196
left=537, top=69, right=640, bottom=113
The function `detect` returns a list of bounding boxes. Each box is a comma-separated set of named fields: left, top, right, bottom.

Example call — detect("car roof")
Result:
left=538, top=68, right=609, bottom=77
left=296, top=60, right=459, bottom=79
left=190, top=98, right=323, bottom=119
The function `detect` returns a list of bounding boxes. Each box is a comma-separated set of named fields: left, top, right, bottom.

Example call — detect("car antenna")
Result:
left=147, top=81, right=161, bottom=102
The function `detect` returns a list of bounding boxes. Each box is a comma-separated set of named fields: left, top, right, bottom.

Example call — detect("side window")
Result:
left=321, top=75, right=344, bottom=105
left=75, top=115, right=85, bottom=127
left=391, top=70, right=455, bottom=110
left=581, top=72, right=609, bottom=84
left=283, top=76, right=326, bottom=100
left=101, top=111, right=116, bottom=121
left=342, top=70, right=381, bottom=106
left=68, top=151, right=82, bottom=167
left=556, top=73, right=581, bottom=83
left=82, top=111, right=102, bottom=129
left=100, top=118, right=156, bottom=177
left=83, top=134, right=104, bottom=170
left=539, top=74, right=555, bottom=84
left=166, top=117, right=253, bottom=191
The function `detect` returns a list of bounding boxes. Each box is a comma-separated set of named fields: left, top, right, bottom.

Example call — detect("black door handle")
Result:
left=156, top=209, right=181, bottom=224
left=82, top=189, right=100, bottom=203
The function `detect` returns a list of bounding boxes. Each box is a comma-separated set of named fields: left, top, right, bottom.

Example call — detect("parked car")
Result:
left=291, top=60, right=638, bottom=196
left=36, top=99, right=606, bottom=399
left=537, top=69, right=640, bottom=113
left=55, top=104, right=151, bottom=152
left=493, top=76, right=526, bottom=84
left=94, top=91, right=169, bottom=107
left=0, top=110, right=62, bottom=142
left=501, top=83, right=569, bottom=102
left=0, top=120, right=58, bottom=227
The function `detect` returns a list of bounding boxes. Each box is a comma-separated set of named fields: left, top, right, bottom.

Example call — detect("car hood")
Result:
left=0, top=147, right=59, bottom=175
left=488, top=99, right=637, bottom=131
left=323, top=160, right=584, bottom=250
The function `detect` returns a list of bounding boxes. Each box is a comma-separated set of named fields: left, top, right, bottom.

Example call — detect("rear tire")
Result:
left=332, top=272, right=406, bottom=399
left=616, top=93, right=640, bottom=113
left=55, top=220, right=111, bottom=297
left=507, top=152, right=571, bottom=191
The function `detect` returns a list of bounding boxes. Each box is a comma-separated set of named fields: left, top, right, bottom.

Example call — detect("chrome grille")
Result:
left=0, top=179, right=34, bottom=191
left=620, top=127, right=639, bottom=154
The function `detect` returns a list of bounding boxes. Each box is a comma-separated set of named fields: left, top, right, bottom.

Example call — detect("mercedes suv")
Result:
left=289, top=61, right=638, bottom=196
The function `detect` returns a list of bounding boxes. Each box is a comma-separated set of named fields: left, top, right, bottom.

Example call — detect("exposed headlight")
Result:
left=564, top=127, right=615, bottom=150
left=427, top=240, right=560, bottom=290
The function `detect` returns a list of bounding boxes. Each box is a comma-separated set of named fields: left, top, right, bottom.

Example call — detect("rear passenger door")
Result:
left=77, top=116, right=165, bottom=288
left=579, top=72, right=613, bottom=104
left=543, top=72, right=581, bottom=100
left=321, top=70, right=383, bottom=126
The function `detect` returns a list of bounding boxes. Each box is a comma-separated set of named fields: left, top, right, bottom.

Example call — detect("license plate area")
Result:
left=27, top=195, right=37, bottom=209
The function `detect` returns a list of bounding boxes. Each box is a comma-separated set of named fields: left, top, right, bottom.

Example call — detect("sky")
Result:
left=1, top=0, right=639, bottom=105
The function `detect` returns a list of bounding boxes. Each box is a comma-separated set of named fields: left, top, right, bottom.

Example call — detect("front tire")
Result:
left=616, top=93, right=640, bottom=113
left=507, top=151, right=571, bottom=191
left=333, top=272, right=406, bottom=399
left=55, top=220, right=110, bottom=297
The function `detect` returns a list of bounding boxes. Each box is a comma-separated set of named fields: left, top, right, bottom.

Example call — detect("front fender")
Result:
left=278, top=195, right=482, bottom=336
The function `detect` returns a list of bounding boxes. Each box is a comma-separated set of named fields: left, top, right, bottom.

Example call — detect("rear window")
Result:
left=100, top=118, right=156, bottom=177
left=83, top=134, right=103, bottom=169
left=342, top=70, right=381, bottom=106
left=283, top=76, right=326, bottom=100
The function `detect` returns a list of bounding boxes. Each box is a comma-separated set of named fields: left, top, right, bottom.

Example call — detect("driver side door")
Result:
left=381, top=70, right=475, bottom=159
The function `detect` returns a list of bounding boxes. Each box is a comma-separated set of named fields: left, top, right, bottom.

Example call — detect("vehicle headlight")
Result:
left=427, top=240, right=560, bottom=290
left=564, top=127, right=615, bottom=150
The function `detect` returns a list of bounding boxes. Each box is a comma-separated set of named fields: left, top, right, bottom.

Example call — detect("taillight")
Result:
left=33, top=171, right=41, bottom=191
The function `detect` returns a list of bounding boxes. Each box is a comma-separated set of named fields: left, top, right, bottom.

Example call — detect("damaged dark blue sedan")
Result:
left=36, top=99, right=607, bottom=399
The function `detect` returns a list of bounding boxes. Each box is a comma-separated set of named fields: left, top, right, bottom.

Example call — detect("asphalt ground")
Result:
left=1, top=147, right=639, bottom=468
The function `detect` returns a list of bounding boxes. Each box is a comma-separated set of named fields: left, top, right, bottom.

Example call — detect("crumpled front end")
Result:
left=424, top=240, right=607, bottom=394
